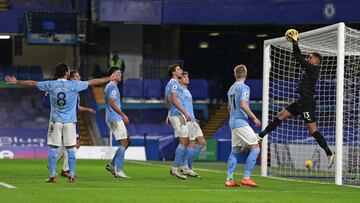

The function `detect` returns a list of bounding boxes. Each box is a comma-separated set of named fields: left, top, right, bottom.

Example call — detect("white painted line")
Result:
left=128, top=160, right=360, bottom=188
left=0, top=182, right=16, bottom=189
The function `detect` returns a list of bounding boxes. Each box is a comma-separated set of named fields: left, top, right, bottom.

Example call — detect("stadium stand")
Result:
left=123, top=78, right=143, bottom=100
left=143, top=78, right=162, bottom=100
left=188, top=79, right=209, bottom=101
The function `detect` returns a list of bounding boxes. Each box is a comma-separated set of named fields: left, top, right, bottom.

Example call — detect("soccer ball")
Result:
left=305, top=160, right=313, bottom=169
left=285, top=29, right=298, bottom=42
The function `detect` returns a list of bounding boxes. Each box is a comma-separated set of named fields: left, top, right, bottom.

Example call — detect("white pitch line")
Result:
left=128, top=161, right=360, bottom=188
left=0, top=182, right=16, bottom=189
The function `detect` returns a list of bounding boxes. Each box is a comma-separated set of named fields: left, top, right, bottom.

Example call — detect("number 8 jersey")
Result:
left=227, top=82, right=250, bottom=129
left=37, top=79, right=89, bottom=123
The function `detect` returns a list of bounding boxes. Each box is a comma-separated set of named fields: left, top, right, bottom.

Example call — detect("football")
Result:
left=305, top=160, right=313, bottom=169
left=285, top=29, right=298, bottom=41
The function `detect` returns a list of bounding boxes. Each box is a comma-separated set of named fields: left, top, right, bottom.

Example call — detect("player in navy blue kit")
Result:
left=257, top=30, right=335, bottom=168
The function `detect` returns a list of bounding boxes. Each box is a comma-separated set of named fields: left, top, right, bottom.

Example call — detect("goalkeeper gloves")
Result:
left=285, top=29, right=299, bottom=42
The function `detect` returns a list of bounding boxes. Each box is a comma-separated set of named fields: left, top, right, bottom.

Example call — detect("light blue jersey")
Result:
left=105, top=81, right=122, bottom=122
left=165, top=79, right=186, bottom=116
left=37, top=79, right=89, bottom=123
left=227, top=82, right=251, bottom=129
left=183, top=88, right=195, bottom=122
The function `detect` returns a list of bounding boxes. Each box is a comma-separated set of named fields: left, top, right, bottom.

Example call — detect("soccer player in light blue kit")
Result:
left=105, top=67, right=130, bottom=178
left=225, top=64, right=261, bottom=187
left=5, top=62, right=119, bottom=183
left=179, top=71, right=206, bottom=178
left=165, top=64, right=191, bottom=180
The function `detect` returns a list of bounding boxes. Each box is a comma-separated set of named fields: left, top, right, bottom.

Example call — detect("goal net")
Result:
left=262, top=23, right=360, bottom=185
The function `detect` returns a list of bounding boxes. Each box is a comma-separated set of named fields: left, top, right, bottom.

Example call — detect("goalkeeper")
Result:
left=258, top=29, right=335, bottom=168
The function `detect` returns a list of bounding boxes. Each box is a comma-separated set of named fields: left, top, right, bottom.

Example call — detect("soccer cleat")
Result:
left=170, top=168, right=187, bottom=180
left=224, top=180, right=240, bottom=187
left=45, top=177, right=56, bottom=183
left=67, top=177, right=75, bottom=183
left=106, top=164, right=116, bottom=176
left=60, top=170, right=70, bottom=177
left=327, top=152, right=336, bottom=169
left=241, top=178, right=258, bottom=187
left=114, top=171, right=130, bottom=179
left=181, top=168, right=199, bottom=178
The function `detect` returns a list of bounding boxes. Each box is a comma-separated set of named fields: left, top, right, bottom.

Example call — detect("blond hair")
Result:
left=234, top=64, right=247, bottom=79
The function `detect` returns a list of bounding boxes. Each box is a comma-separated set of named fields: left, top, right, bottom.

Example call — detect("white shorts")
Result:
left=169, top=115, right=188, bottom=138
left=108, top=121, right=128, bottom=140
left=231, top=125, right=258, bottom=148
left=47, top=122, right=76, bottom=147
left=187, top=122, right=203, bottom=141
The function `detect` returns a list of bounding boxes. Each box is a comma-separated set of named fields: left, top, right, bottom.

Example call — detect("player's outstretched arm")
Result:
left=78, top=105, right=96, bottom=114
left=5, top=76, right=38, bottom=87
left=87, top=71, right=120, bottom=86
left=239, top=101, right=261, bottom=127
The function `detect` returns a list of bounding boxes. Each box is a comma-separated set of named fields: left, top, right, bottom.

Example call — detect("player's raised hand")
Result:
left=285, top=29, right=299, bottom=42
left=5, top=76, right=17, bottom=84
left=109, top=70, right=121, bottom=81
left=253, top=117, right=261, bottom=127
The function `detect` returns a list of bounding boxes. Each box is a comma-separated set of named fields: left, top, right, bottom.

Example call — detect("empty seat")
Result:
left=30, top=65, right=43, bottom=81
left=245, top=79, right=263, bottom=100
left=188, top=79, right=208, bottom=100
left=17, top=65, right=31, bottom=80
left=123, top=78, right=143, bottom=99
left=5, top=65, right=17, bottom=77
left=143, top=79, right=162, bottom=99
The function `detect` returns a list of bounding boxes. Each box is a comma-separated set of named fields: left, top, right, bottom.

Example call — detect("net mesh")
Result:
left=265, top=25, right=360, bottom=184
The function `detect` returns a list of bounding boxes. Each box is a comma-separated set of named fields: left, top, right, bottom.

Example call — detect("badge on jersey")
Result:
left=172, top=85, right=178, bottom=90
left=111, top=90, right=117, bottom=98
left=243, top=91, right=250, bottom=100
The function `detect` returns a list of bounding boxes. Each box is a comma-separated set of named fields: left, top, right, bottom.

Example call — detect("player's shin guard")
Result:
left=48, top=147, right=58, bottom=178
left=259, top=118, right=282, bottom=138
left=115, top=145, right=126, bottom=172
left=312, top=131, right=332, bottom=156
left=227, top=148, right=241, bottom=180
left=173, top=144, right=186, bottom=168
left=184, top=147, right=195, bottom=169
left=67, top=147, right=76, bottom=178
left=243, top=147, right=260, bottom=179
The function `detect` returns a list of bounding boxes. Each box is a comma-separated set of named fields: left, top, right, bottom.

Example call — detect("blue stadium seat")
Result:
left=124, top=78, right=143, bottom=99
left=17, top=65, right=30, bottom=80
left=30, top=65, right=43, bottom=81
left=5, top=65, right=17, bottom=77
left=0, top=65, right=4, bottom=80
left=143, top=79, right=162, bottom=99
left=162, top=79, right=170, bottom=97
left=188, top=79, right=208, bottom=100
left=245, top=79, right=262, bottom=100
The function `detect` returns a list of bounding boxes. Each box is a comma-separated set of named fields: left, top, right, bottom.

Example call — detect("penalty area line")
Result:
left=0, top=182, right=16, bottom=189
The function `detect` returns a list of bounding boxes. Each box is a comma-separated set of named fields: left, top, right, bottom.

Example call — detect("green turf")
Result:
left=0, top=159, right=359, bottom=203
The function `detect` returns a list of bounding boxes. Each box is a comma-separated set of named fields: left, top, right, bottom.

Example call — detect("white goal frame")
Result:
left=261, top=22, right=345, bottom=185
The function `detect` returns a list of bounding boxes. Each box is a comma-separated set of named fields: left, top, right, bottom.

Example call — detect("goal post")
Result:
left=261, top=22, right=360, bottom=186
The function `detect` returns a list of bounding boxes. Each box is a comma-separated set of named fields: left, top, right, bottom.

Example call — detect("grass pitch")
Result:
left=0, top=159, right=359, bottom=203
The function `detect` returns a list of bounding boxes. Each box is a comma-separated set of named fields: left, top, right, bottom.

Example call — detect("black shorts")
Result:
left=285, top=97, right=317, bottom=123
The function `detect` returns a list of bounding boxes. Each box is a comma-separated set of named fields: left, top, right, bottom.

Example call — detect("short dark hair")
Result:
left=70, top=70, right=79, bottom=78
left=108, top=67, right=120, bottom=77
left=182, top=71, right=189, bottom=76
left=312, top=52, right=322, bottom=64
left=54, top=63, right=69, bottom=79
left=168, top=64, right=179, bottom=77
